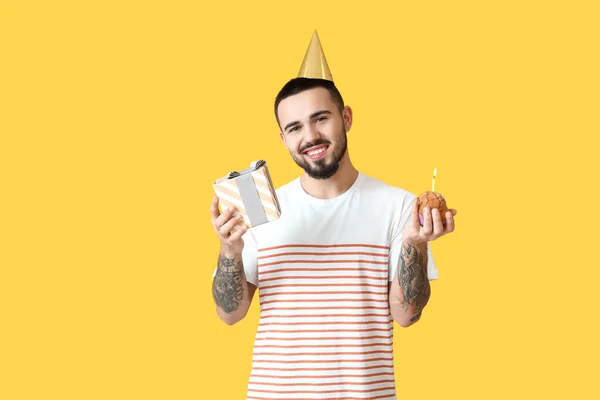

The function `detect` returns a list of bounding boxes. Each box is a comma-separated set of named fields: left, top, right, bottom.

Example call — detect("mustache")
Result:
left=299, top=139, right=331, bottom=153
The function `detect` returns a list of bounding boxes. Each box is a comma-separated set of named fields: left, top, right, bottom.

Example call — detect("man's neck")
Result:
left=300, top=156, right=359, bottom=200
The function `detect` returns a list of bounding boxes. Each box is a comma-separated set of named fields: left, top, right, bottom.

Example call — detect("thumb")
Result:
left=410, top=200, right=420, bottom=227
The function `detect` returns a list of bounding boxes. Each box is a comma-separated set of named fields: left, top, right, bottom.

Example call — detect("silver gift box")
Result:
left=213, top=160, right=281, bottom=231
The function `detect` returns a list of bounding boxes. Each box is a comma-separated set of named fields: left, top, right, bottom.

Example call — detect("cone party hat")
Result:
left=298, top=30, right=333, bottom=81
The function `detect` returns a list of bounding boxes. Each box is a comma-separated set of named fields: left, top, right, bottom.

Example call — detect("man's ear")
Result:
left=342, top=106, right=353, bottom=132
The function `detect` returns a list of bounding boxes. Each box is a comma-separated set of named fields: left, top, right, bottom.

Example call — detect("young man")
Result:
left=210, top=32, right=457, bottom=400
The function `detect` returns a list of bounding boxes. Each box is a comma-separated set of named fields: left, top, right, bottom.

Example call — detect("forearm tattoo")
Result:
left=398, top=242, right=431, bottom=322
left=212, top=254, right=245, bottom=313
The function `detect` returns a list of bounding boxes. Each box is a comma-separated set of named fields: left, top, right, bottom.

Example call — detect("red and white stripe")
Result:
left=247, top=243, right=397, bottom=400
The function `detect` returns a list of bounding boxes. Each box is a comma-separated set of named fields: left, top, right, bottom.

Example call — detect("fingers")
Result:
left=445, top=210, right=455, bottom=233
left=229, top=224, right=247, bottom=241
left=210, top=196, right=220, bottom=223
left=421, top=207, right=433, bottom=236
left=219, top=213, right=243, bottom=237
left=410, top=201, right=420, bottom=227
left=431, top=208, right=444, bottom=236
left=214, top=205, right=237, bottom=230
left=212, top=200, right=242, bottom=239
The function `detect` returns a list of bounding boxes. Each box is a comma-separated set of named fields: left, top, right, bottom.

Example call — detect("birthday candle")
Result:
left=432, top=168, right=437, bottom=192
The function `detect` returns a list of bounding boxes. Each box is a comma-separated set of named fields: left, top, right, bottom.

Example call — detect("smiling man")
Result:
left=210, top=31, right=457, bottom=400
left=278, top=87, right=348, bottom=180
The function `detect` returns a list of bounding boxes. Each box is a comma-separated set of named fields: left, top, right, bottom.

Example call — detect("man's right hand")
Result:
left=210, top=196, right=247, bottom=256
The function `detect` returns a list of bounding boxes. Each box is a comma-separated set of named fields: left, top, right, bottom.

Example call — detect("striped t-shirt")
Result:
left=240, top=172, right=439, bottom=400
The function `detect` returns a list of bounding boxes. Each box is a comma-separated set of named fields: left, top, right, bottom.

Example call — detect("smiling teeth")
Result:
left=307, top=147, right=326, bottom=156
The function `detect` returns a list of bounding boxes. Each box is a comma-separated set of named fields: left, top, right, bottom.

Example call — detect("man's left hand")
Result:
left=402, top=201, right=457, bottom=245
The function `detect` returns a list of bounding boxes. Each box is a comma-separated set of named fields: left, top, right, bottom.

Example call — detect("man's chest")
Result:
left=255, top=204, right=393, bottom=248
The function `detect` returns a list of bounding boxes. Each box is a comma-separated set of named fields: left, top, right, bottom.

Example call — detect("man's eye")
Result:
left=289, top=126, right=300, bottom=133
left=317, top=117, right=327, bottom=122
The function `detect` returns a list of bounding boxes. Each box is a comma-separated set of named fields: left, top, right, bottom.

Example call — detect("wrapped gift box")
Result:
left=213, top=160, right=281, bottom=231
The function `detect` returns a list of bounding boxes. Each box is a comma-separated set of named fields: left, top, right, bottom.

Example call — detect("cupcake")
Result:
left=417, top=191, right=449, bottom=225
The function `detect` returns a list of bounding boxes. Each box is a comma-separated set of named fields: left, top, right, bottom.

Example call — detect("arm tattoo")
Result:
left=398, top=242, right=431, bottom=322
left=212, top=254, right=245, bottom=313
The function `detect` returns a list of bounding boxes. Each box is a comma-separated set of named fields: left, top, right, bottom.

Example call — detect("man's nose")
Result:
left=303, top=122, right=321, bottom=143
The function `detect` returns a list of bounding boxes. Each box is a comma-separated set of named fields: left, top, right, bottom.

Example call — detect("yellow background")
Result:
left=1, top=0, right=598, bottom=399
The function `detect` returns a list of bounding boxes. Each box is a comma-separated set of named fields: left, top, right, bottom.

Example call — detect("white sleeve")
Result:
left=388, top=195, right=439, bottom=282
left=240, top=229, right=259, bottom=285
left=211, top=229, right=259, bottom=286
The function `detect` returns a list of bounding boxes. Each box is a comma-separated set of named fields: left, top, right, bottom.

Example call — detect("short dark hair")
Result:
left=274, top=78, right=345, bottom=128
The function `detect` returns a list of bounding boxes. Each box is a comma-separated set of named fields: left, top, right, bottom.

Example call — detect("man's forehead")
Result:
left=278, top=88, right=334, bottom=122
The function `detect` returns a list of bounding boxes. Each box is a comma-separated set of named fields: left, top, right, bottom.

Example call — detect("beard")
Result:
left=290, top=127, right=348, bottom=180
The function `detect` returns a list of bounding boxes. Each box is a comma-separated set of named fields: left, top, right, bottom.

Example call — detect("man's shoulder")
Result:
left=273, top=176, right=300, bottom=200
left=358, top=172, right=417, bottom=202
